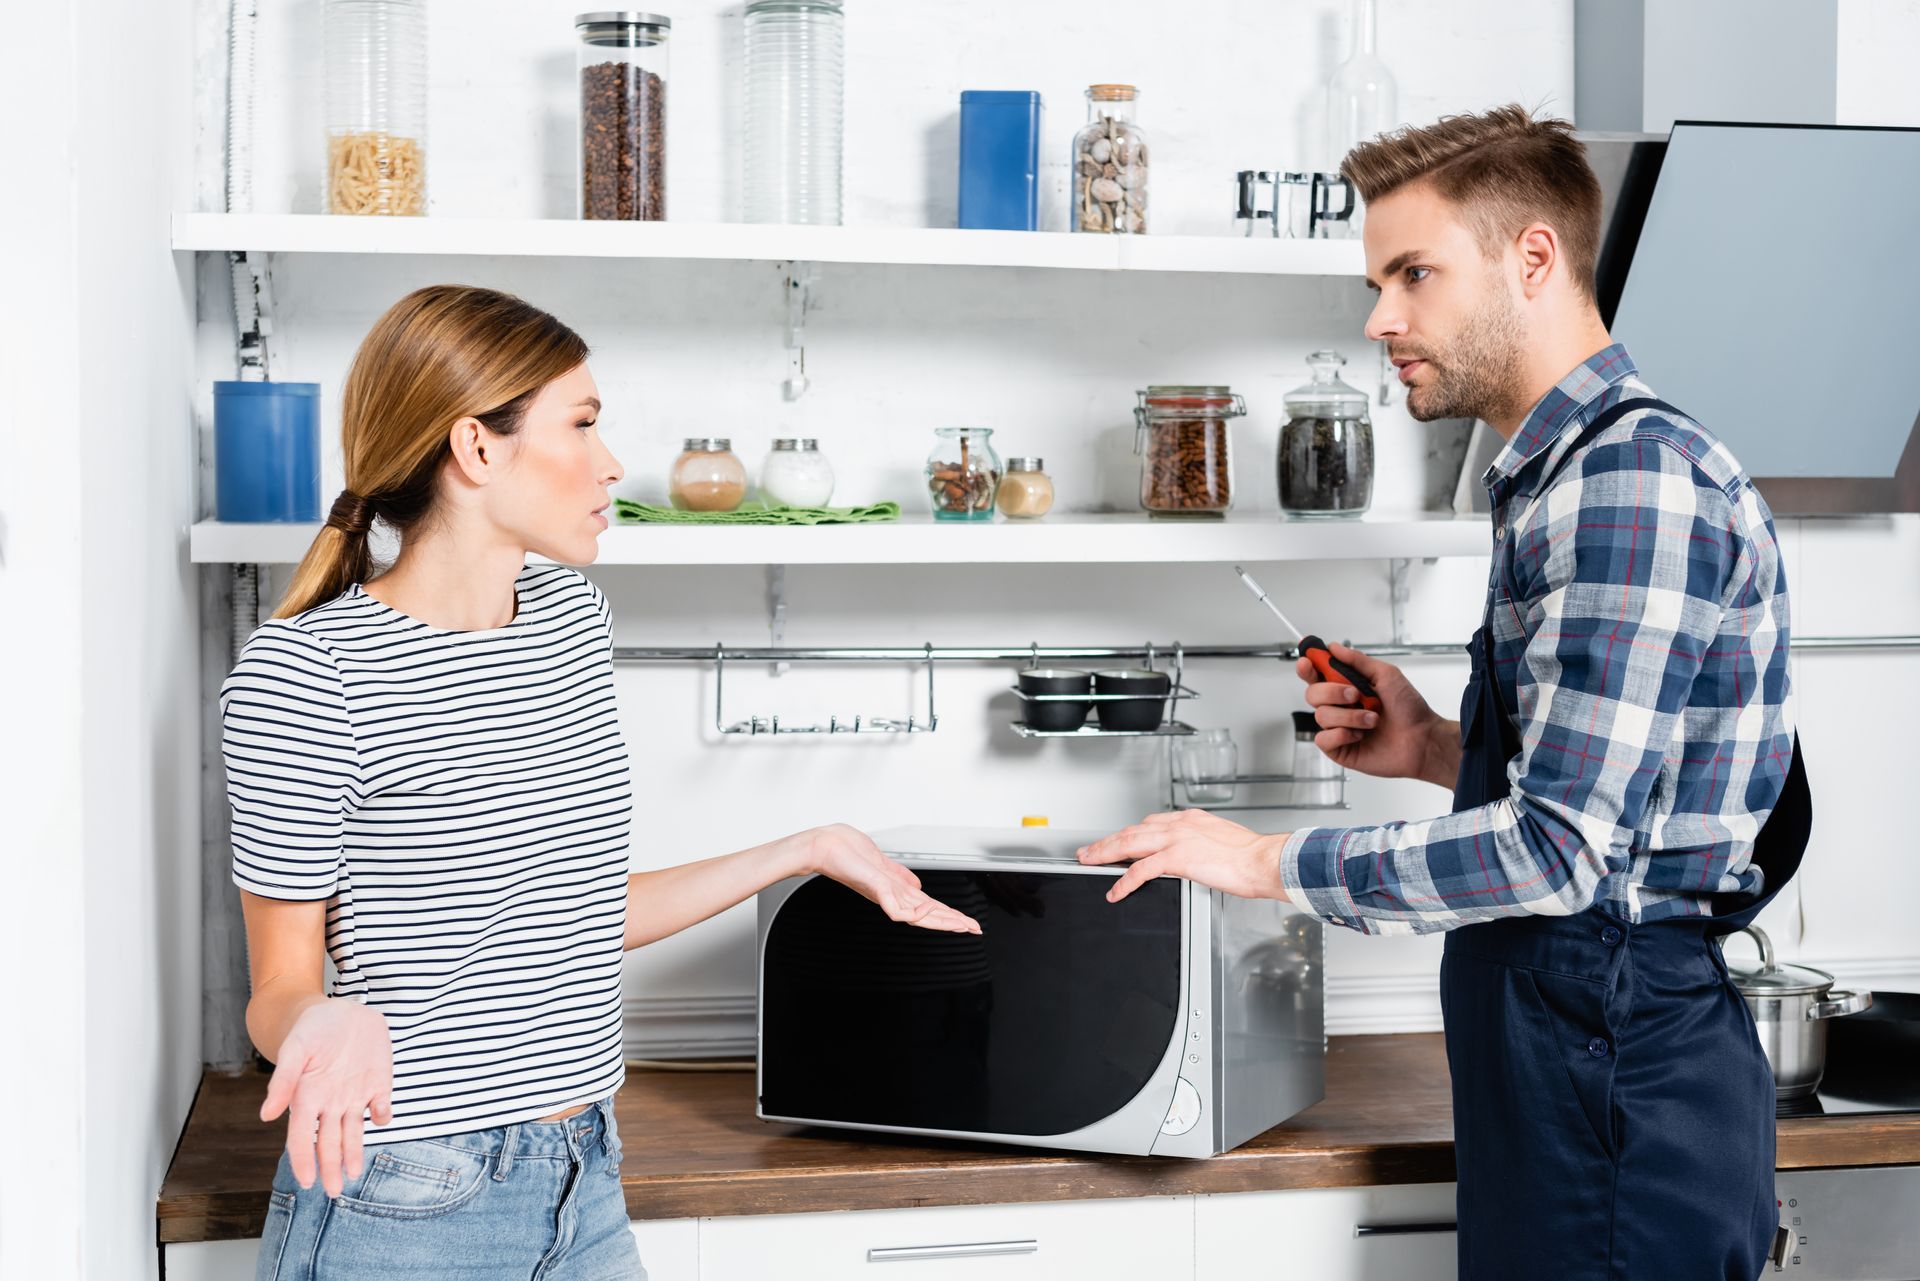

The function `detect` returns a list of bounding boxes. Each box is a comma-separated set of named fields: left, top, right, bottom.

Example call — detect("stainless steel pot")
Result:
left=1721, top=925, right=1873, bottom=1099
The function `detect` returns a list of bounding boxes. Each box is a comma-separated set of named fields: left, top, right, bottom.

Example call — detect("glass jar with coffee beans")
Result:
left=1135, top=386, right=1244, bottom=518
left=924, top=427, right=1002, bottom=521
left=1278, top=350, right=1374, bottom=518
left=1071, top=84, right=1149, bottom=234
left=576, top=12, right=670, bottom=221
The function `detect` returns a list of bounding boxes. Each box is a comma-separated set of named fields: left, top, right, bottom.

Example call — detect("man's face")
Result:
left=1361, top=182, right=1529, bottom=424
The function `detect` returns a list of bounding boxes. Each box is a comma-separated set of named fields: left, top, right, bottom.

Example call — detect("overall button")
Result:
left=1599, top=925, right=1622, bottom=946
left=1587, top=1037, right=1610, bottom=1059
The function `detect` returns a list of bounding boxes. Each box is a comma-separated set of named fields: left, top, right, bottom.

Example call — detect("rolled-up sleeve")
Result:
left=221, top=621, right=361, bottom=901
left=1279, top=436, right=1741, bottom=935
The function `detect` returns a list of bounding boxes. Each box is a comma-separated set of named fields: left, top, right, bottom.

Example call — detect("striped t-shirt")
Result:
left=221, top=564, right=632, bottom=1145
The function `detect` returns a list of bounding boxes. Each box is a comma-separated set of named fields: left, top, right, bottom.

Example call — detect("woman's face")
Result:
left=483, top=362, right=625, bottom=566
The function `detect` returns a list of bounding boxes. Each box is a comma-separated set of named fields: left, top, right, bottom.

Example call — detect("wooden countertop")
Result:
left=158, top=1033, right=1920, bottom=1245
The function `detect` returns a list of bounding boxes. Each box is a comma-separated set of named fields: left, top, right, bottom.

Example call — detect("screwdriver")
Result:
left=1233, top=566, right=1384, bottom=714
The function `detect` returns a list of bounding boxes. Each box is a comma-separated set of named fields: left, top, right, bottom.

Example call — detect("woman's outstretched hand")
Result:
left=259, top=998, right=395, bottom=1198
left=802, top=823, right=983, bottom=934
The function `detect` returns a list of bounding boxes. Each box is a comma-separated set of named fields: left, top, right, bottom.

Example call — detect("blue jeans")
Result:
left=256, top=1097, right=646, bottom=1281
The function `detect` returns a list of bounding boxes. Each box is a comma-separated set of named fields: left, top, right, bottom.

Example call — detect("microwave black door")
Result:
left=759, top=868, right=1183, bottom=1137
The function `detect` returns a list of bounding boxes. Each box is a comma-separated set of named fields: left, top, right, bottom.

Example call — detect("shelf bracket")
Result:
left=782, top=261, right=818, bottom=401
left=229, top=250, right=277, bottom=379
left=1386, top=557, right=1438, bottom=647
left=766, top=564, right=789, bottom=676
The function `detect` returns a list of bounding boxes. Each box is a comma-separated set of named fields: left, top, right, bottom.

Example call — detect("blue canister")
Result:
left=214, top=381, right=322, bottom=522
left=958, top=90, right=1042, bottom=231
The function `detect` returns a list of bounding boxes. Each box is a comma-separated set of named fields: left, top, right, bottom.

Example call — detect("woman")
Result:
left=223, top=285, right=980, bottom=1281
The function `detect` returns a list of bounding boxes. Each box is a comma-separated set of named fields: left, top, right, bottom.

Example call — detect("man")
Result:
left=1080, top=105, right=1805, bottom=1281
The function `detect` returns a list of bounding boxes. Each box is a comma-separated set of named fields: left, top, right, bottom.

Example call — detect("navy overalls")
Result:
left=1440, top=398, right=1812, bottom=1280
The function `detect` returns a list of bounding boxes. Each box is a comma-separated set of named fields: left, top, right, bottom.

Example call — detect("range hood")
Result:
left=1593, top=121, right=1920, bottom=515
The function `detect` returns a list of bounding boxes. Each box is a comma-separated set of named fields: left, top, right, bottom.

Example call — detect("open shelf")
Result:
left=172, top=213, right=1368, bottom=277
left=187, top=511, right=1492, bottom=566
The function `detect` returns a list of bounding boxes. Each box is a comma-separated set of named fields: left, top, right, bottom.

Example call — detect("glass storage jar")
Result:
left=759, top=437, right=835, bottom=508
left=743, top=0, right=845, bottom=225
left=1291, top=710, right=1342, bottom=806
left=323, top=0, right=428, bottom=216
left=924, top=427, right=1002, bottom=522
left=1135, top=386, right=1244, bottom=518
left=670, top=438, right=748, bottom=512
left=1279, top=351, right=1374, bottom=518
left=1178, top=728, right=1239, bottom=805
left=576, top=12, right=671, bottom=221
left=1072, top=84, right=1149, bottom=234
left=996, top=457, right=1054, bottom=519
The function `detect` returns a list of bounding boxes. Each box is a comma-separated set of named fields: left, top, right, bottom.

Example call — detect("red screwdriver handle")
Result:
left=1298, top=634, right=1384, bottom=714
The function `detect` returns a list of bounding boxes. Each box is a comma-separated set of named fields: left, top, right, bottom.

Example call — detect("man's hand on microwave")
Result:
left=1077, top=810, right=1294, bottom=906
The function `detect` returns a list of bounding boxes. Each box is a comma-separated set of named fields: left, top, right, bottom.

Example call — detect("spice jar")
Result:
left=577, top=12, right=670, bottom=221
left=323, top=0, right=428, bottom=216
left=996, top=457, right=1054, bottom=519
left=1279, top=350, right=1374, bottom=518
left=1291, top=710, right=1342, bottom=806
left=924, top=427, right=1002, bottom=522
left=760, top=438, right=835, bottom=508
left=670, top=438, right=747, bottom=512
left=1135, top=386, right=1245, bottom=518
left=1072, top=85, right=1149, bottom=234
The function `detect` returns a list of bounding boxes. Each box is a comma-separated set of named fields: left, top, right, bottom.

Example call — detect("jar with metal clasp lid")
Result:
left=1134, top=385, right=1244, bottom=517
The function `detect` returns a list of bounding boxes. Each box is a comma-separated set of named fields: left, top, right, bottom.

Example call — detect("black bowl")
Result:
left=1092, top=668, right=1173, bottom=732
left=1017, top=668, right=1094, bottom=732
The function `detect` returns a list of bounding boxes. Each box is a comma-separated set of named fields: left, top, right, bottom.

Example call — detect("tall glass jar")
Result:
left=576, top=12, right=670, bottom=222
left=1135, top=386, right=1244, bottom=518
left=743, top=0, right=844, bottom=225
left=924, top=427, right=1002, bottom=522
left=323, top=0, right=428, bottom=216
left=1326, top=0, right=1398, bottom=176
left=1279, top=351, right=1374, bottom=518
left=670, top=438, right=748, bottom=512
left=1072, top=85, right=1149, bottom=234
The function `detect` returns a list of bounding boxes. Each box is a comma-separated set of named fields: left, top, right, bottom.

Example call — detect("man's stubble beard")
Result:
left=1404, top=287, right=1530, bottom=425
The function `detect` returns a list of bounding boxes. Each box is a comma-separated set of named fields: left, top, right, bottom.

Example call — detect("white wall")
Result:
left=2, top=2, right=203, bottom=1280
left=197, top=0, right=1919, bottom=1069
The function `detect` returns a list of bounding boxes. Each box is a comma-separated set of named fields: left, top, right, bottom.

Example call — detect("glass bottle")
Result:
left=1135, top=386, right=1245, bottom=518
left=670, top=438, right=749, bottom=512
left=924, top=427, right=1002, bottom=522
left=1179, top=729, right=1239, bottom=805
left=1279, top=352, right=1374, bottom=518
left=576, top=12, right=671, bottom=221
left=1325, top=0, right=1398, bottom=169
left=1291, top=711, right=1342, bottom=807
left=323, top=0, right=428, bottom=216
left=743, top=0, right=845, bottom=225
left=1072, top=85, right=1149, bottom=234
left=996, top=457, right=1054, bottom=519
left=759, top=438, right=835, bottom=508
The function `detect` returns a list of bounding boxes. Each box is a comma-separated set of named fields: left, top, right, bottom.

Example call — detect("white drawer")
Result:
left=1195, top=1183, right=1458, bottom=1281
left=699, top=1196, right=1194, bottom=1281
left=632, top=1217, right=700, bottom=1280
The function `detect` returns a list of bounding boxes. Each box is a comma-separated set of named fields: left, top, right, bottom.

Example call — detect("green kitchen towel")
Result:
left=613, top=498, right=902, bottom=526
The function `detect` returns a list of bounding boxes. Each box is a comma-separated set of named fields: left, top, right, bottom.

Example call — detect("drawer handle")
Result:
left=1354, top=1222, right=1458, bottom=1238
left=868, top=1239, right=1040, bottom=1263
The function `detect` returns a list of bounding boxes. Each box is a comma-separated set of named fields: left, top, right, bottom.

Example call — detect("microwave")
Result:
left=755, top=826, right=1325, bottom=1158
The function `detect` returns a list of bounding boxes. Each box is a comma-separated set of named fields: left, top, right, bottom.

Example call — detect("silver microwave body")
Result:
left=754, top=826, right=1325, bottom=1159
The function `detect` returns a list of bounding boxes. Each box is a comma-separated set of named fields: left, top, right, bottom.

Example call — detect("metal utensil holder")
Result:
left=713, top=643, right=938, bottom=735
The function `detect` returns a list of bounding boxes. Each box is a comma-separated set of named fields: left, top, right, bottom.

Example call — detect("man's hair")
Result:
left=1340, top=104, right=1602, bottom=300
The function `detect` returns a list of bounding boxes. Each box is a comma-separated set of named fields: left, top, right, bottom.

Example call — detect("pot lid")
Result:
left=1722, top=926, right=1836, bottom=996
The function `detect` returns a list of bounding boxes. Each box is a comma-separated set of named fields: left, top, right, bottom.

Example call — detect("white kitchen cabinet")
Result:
left=160, top=1218, right=700, bottom=1281
left=1194, top=1183, right=1458, bottom=1281
left=696, top=1196, right=1194, bottom=1281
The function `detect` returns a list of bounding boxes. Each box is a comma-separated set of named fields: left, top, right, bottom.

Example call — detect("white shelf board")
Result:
left=171, top=213, right=1366, bottom=277
left=189, top=512, right=1490, bottom=567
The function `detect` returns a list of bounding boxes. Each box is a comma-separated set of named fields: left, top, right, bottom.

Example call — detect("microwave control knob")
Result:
left=1160, top=1077, right=1202, bottom=1136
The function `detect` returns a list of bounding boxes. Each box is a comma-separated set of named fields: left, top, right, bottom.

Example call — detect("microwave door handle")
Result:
left=1353, top=1221, right=1458, bottom=1238
left=868, top=1239, right=1040, bottom=1263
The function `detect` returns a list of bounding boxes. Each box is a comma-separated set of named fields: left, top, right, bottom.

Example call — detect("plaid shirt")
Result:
left=1278, top=344, right=1794, bottom=935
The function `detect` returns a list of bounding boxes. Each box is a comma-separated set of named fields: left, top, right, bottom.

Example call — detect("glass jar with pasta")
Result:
left=323, top=0, right=428, bottom=216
